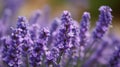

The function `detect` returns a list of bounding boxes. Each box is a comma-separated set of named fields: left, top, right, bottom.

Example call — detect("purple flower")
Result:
left=1, top=9, right=11, bottom=26
left=108, top=37, right=120, bottom=67
left=16, top=16, right=33, bottom=56
left=53, top=11, right=79, bottom=65
left=83, top=41, right=109, bottom=67
left=0, top=9, right=11, bottom=38
left=29, top=27, right=50, bottom=67
left=0, top=5, right=115, bottom=67
left=3, top=0, right=24, bottom=14
left=2, top=28, right=22, bottom=67
left=50, top=18, right=61, bottom=33
left=29, top=24, right=40, bottom=41
left=46, top=48, right=59, bottom=66
left=29, top=10, right=41, bottom=25
left=93, top=6, right=113, bottom=39
left=79, top=12, right=90, bottom=51
left=109, top=47, right=120, bottom=67
left=38, top=27, right=50, bottom=42
left=54, top=11, right=77, bottom=50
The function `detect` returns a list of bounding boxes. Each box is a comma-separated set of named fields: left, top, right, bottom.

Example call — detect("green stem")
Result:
left=2, top=61, right=9, bottom=67
left=57, top=50, right=64, bottom=64
left=84, top=39, right=97, bottom=58
left=26, top=54, right=30, bottom=67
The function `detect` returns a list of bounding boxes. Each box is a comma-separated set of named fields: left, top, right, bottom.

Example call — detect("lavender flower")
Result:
left=93, top=6, right=113, bottom=39
left=3, top=0, right=24, bottom=14
left=29, top=27, right=50, bottom=67
left=0, top=9, right=12, bottom=38
left=17, top=16, right=28, bottom=33
left=48, top=18, right=61, bottom=47
left=55, top=11, right=75, bottom=50
left=79, top=12, right=90, bottom=53
left=29, top=10, right=41, bottom=25
left=16, top=16, right=33, bottom=55
left=29, top=24, right=40, bottom=41
left=50, top=18, right=61, bottom=34
left=108, top=37, right=120, bottom=67
left=109, top=47, right=120, bottom=67
left=53, top=11, right=79, bottom=66
left=1, top=9, right=11, bottom=26
left=0, top=4, right=116, bottom=67
left=46, top=48, right=59, bottom=66
left=83, top=41, right=108, bottom=67
left=2, top=28, right=22, bottom=67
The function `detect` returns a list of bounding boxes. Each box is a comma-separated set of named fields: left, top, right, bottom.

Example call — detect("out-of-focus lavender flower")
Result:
left=79, top=12, right=90, bottom=57
left=1, top=9, right=11, bottom=25
left=0, top=21, right=6, bottom=38
left=2, top=0, right=25, bottom=26
left=48, top=18, right=61, bottom=47
left=50, top=18, right=61, bottom=34
left=2, top=0, right=24, bottom=14
left=29, top=24, right=40, bottom=41
left=29, top=27, right=50, bottom=67
left=84, top=6, right=112, bottom=60
left=108, top=36, right=120, bottom=67
left=29, top=10, right=42, bottom=25
left=42, top=6, right=50, bottom=25
left=0, top=9, right=12, bottom=38
left=83, top=41, right=108, bottom=67
left=109, top=46, right=120, bottom=67
left=93, top=6, right=113, bottom=39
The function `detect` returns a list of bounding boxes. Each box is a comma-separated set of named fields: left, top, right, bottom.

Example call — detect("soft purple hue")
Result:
left=2, top=28, right=22, bottom=67
left=29, top=10, right=41, bottom=25
left=29, top=27, right=50, bottom=67
left=0, top=4, right=116, bottom=67
left=79, top=12, right=90, bottom=54
left=109, top=47, right=120, bottom=67
left=93, top=6, right=112, bottom=39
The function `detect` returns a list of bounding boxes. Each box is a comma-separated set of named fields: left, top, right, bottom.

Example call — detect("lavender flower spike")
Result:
left=79, top=12, right=90, bottom=51
left=93, top=6, right=113, bottom=39
left=61, top=11, right=72, bottom=24
left=109, top=47, right=120, bottom=67
left=17, top=16, right=28, bottom=37
left=29, top=27, right=50, bottom=67
left=16, top=16, right=33, bottom=54
left=2, top=28, right=22, bottom=67
left=29, top=10, right=41, bottom=25
left=54, top=11, right=74, bottom=51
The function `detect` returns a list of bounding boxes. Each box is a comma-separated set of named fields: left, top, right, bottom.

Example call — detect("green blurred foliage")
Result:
left=48, top=0, right=67, bottom=8
left=90, top=0, right=120, bottom=22
left=0, top=0, right=3, bottom=17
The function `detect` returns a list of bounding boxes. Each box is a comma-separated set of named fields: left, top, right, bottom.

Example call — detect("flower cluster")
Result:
left=93, top=6, right=112, bottom=39
left=1, top=3, right=120, bottom=67
left=79, top=12, right=90, bottom=57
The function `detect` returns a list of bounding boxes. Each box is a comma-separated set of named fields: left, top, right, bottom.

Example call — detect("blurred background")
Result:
left=0, top=0, right=120, bottom=34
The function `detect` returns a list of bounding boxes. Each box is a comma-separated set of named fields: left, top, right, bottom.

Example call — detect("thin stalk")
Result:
left=57, top=50, right=64, bottom=64
left=26, top=54, right=30, bottom=67
left=83, top=40, right=107, bottom=67
left=84, top=39, right=98, bottom=59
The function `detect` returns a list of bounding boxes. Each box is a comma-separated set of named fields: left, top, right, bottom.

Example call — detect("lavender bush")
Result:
left=0, top=1, right=120, bottom=67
